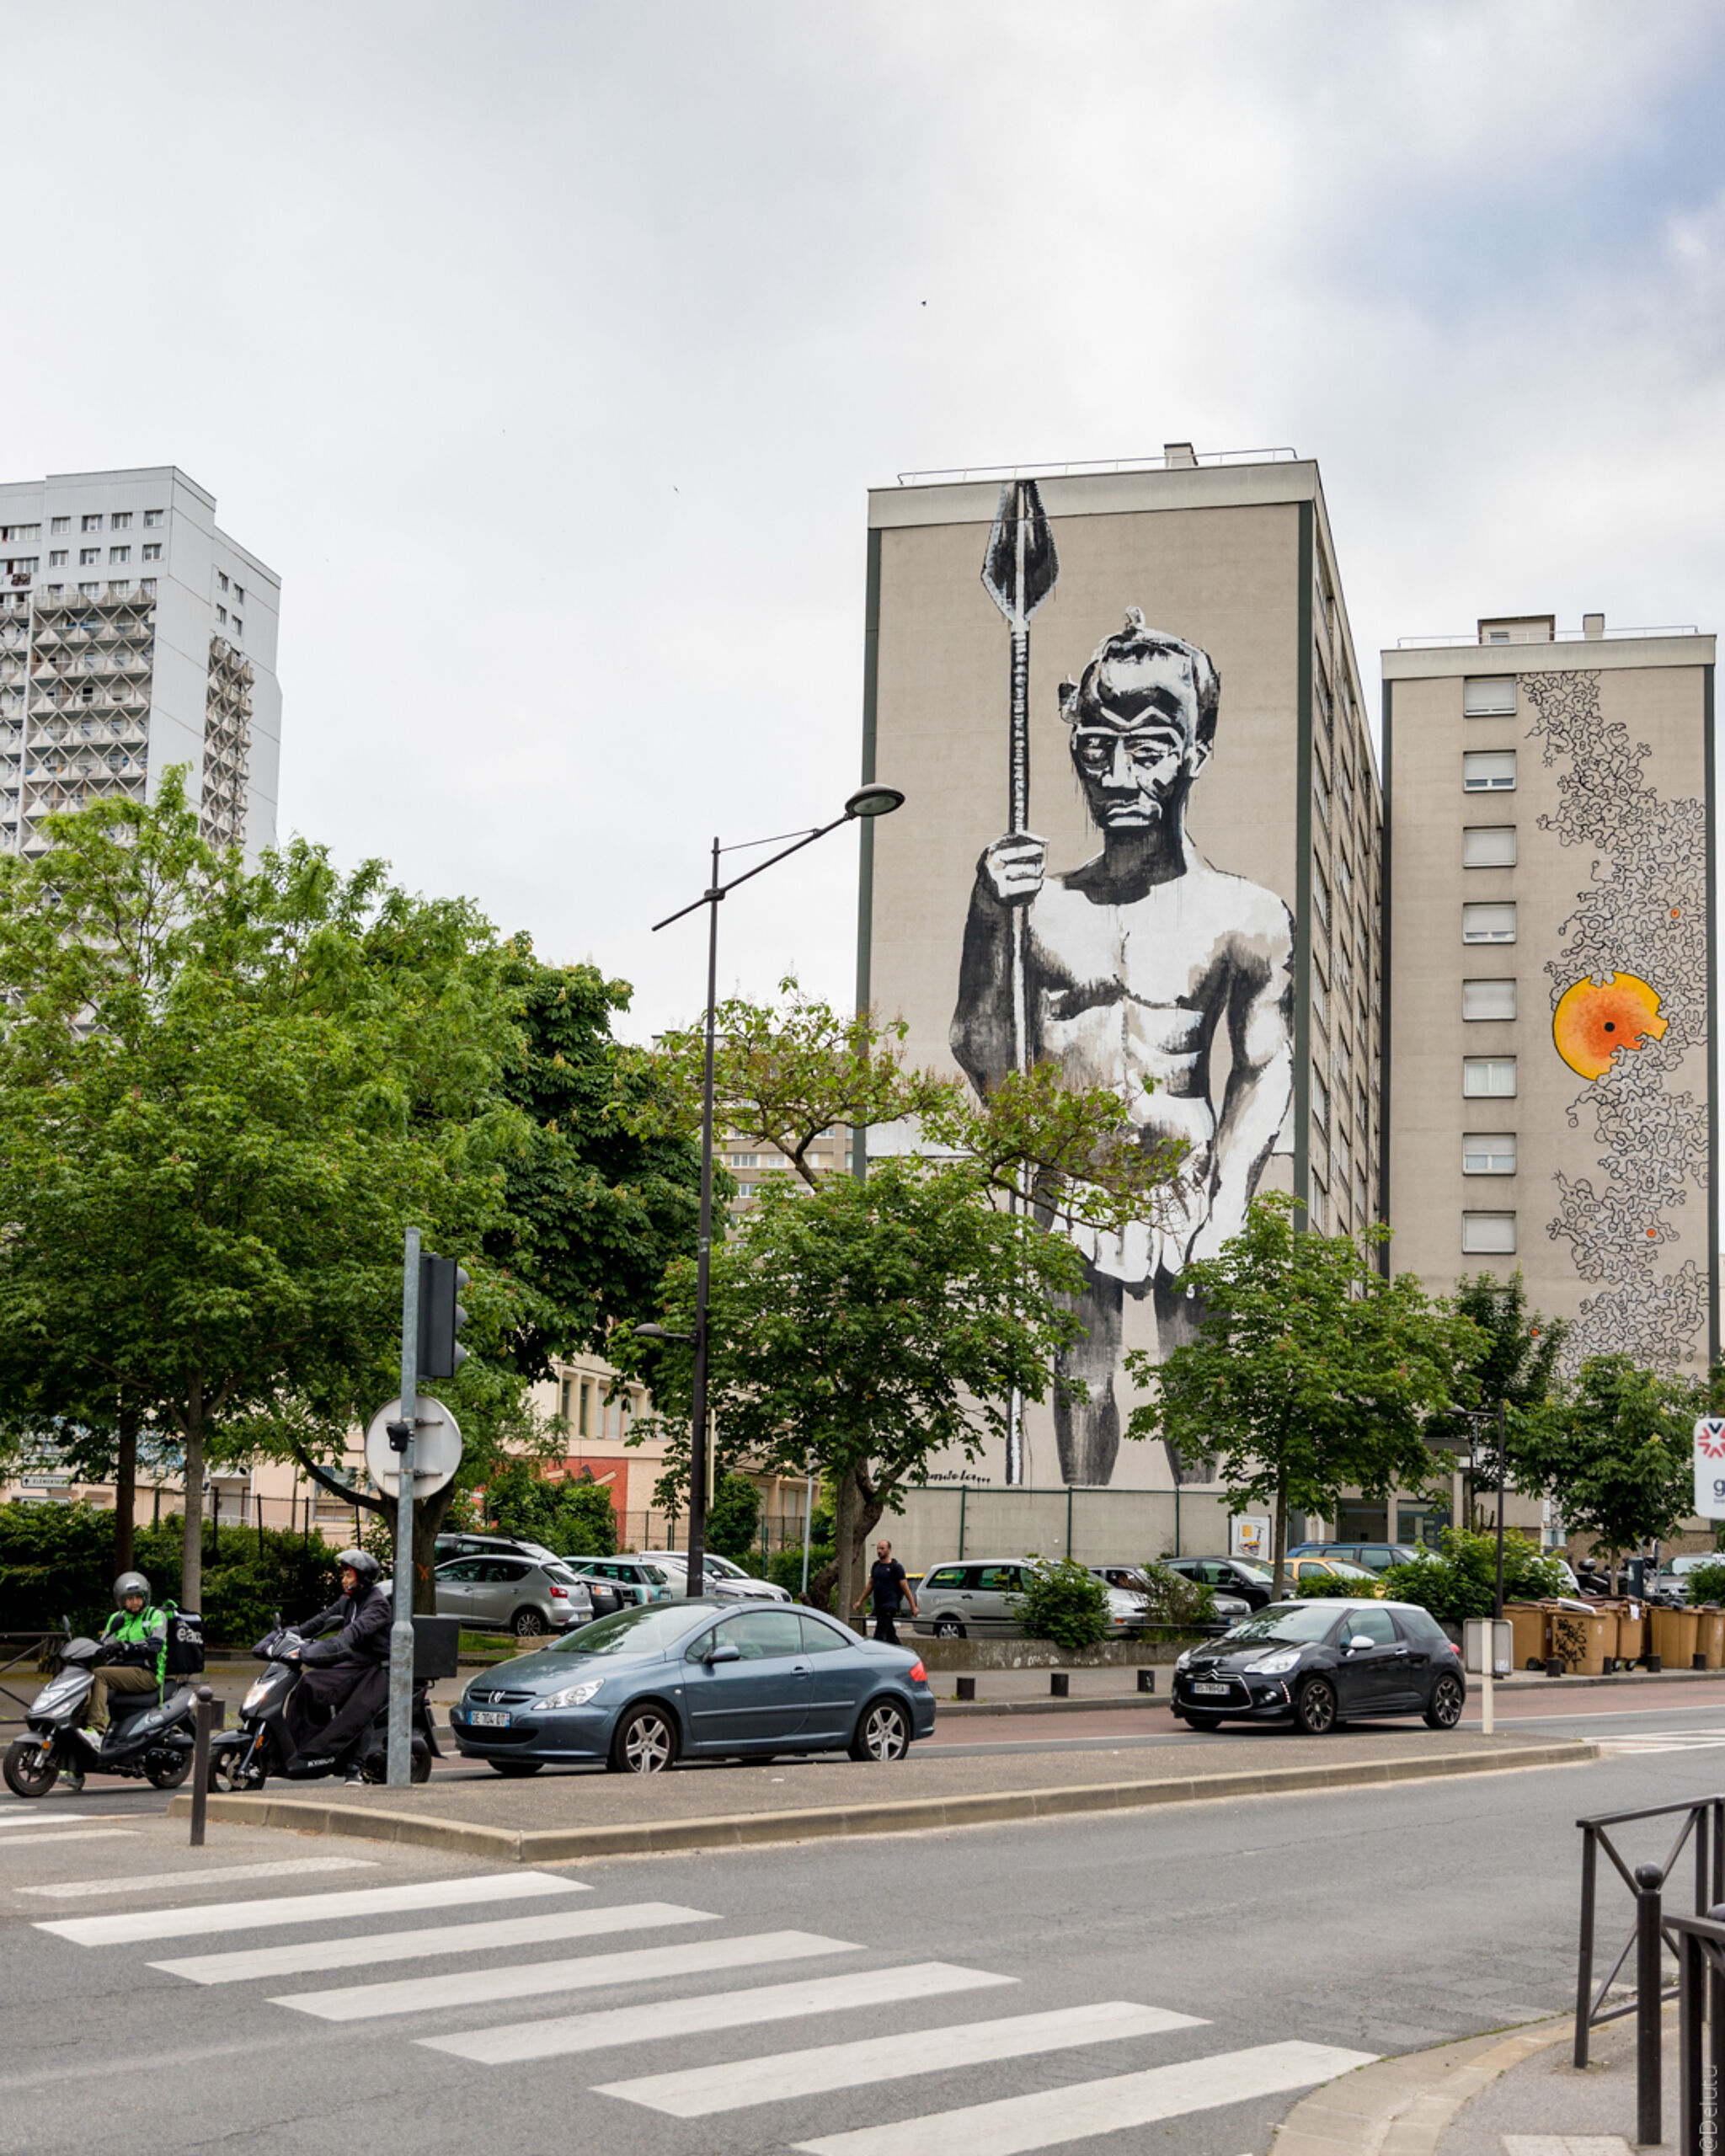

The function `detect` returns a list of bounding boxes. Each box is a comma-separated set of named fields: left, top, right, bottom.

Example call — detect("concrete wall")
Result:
left=884, top=1484, right=1238, bottom=1572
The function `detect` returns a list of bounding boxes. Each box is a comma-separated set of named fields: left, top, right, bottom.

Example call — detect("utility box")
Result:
left=1462, top=1616, right=1512, bottom=1677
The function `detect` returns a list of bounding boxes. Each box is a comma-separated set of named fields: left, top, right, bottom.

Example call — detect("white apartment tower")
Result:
left=0, top=467, right=280, bottom=857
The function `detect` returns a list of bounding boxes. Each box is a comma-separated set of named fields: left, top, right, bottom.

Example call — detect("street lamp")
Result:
left=649, top=783, right=905, bottom=1597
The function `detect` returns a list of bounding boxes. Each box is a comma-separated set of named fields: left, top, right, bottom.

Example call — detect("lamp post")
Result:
left=645, top=783, right=905, bottom=1598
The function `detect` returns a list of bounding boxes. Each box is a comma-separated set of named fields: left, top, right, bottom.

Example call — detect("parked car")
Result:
left=1090, top=1566, right=1248, bottom=1627
left=911, top=1558, right=1146, bottom=1640
left=1285, top=1540, right=1430, bottom=1575
left=648, top=1552, right=793, bottom=1603
left=434, top=1531, right=569, bottom=1569
left=568, top=1556, right=676, bottom=1608
left=1170, top=1597, right=1466, bottom=1735
left=432, top=1555, right=594, bottom=1638
left=1156, top=1556, right=1276, bottom=1610
left=1283, top=1555, right=1379, bottom=1592
left=448, top=1597, right=937, bottom=1774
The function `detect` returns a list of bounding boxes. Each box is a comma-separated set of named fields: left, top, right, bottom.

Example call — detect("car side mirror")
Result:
left=1347, top=1635, right=1374, bottom=1652
left=706, top=1641, right=741, bottom=1665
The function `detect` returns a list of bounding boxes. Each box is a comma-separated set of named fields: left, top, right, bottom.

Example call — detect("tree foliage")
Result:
left=1378, top=1527, right=1569, bottom=1627
left=483, top=1461, right=620, bottom=1558
left=1512, top=1354, right=1699, bottom=1571
left=705, top=1471, right=763, bottom=1562
left=1012, top=1557, right=1113, bottom=1652
left=1125, top=1198, right=1482, bottom=1596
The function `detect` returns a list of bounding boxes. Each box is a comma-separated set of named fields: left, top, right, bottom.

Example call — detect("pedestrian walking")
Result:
left=855, top=1540, right=916, bottom=1645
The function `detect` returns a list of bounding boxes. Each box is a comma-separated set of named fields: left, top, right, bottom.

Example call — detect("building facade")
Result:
left=858, top=448, right=1384, bottom=1493
left=1385, top=614, right=1718, bottom=1379
left=0, top=466, right=280, bottom=858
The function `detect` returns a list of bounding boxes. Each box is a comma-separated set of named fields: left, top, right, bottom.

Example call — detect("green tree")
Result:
left=1439, top=1271, right=1567, bottom=1525
left=1513, top=1354, right=1697, bottom=1583
left=705, top=1471, right=762, bottom=1563
left=1124, top=1197, right=1482, bottom=1598
left=483, top=1461, right=619, bottom=1557
left=1012, top=1557, right=1112, bottom=1652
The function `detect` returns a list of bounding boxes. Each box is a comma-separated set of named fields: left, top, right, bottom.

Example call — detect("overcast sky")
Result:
left=6, top=2, right=1724, bottom=1039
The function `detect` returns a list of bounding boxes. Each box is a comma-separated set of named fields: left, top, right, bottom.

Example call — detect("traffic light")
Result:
left=418, top=1253, right=469, bottom=1378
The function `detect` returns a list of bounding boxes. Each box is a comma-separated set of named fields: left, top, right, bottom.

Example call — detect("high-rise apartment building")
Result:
left=0, top=466, right=280, bottom=857
left=1385, top=614, right=1717, bottom=1375
left=859, top=448, right=1383, bottom=1492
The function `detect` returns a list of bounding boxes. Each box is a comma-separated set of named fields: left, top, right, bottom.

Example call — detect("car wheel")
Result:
left=512, top=1609, right=548, bottom=1639
left=1424, top=1672, right=1465, bottom=1730
left=850, top=1698, right=912, bottom=1762
left=1293, top=1676, right=1338, bottom=1736
left=933, top=1618, right=965, bottom=1639
left=489, top=1758, right=544, bottom=1777
left=610, top=1705, right=679, bottom=1774
left=1180, top=1710, right=1223, bottom=1732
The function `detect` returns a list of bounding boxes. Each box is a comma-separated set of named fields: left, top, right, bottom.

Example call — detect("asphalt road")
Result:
left=6, top=1690, right=1725, bottom=2155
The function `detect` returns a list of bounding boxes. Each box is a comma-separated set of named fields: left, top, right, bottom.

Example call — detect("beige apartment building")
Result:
left=859, top=447, right=1383, bottom=1506
left=1385, top=614, right=1717, bottom=1380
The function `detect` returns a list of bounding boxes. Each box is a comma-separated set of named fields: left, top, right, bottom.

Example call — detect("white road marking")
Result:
left=274, top=1929, right=861, bottom=2022
left=0, top=1830, right=135, bottom=1849
left=152, top=1901, right=718, bottom=1983
left=36, top=1870, right=581, bottom=1945
left=419, top=1963, right=1017, bottom=2066
left=792, top=2040, right=1379, bottom=2156
left=1502, top=2137, right=1633, bottom=2154
left=597, top=2000, right=1207, bottom=2117
left=0, top=1812, right=132, bottom=1826
left=23, top=1856, right=377, bottom=1900
left=1597, top=1729, right=1725, bottom=1754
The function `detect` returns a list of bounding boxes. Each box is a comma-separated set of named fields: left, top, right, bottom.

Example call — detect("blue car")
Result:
left=449, top=1598, right=937, bottom=1774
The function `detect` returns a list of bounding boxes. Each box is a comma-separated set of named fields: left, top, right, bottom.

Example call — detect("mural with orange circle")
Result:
left=1552, top=972, right=1667, bottom=1081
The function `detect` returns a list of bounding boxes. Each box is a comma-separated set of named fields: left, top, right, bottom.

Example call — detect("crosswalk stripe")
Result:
left=152, top=1901, right=719, bottom=1984
left=791, top=2039, right=1379, bottom=2156
left=0, top=1830, right=135, bottom=1849
left=0, top=1812, right=131, bottom=1827
left=23, top=1857, right=377, bottom=1900
left=419, top=1963, right=1017, bottom=2067
left=273, top=1929, right=862, bottom=2023
left=36, top=1870, right=581, bottom=1946
left=597, top=2000, right=1208, bottom=2117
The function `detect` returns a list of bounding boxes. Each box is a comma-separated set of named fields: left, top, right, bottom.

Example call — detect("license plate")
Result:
left=1191, top=1683, right=1229, bottom=1696
left=469, top=1710, right=511, bottom=1727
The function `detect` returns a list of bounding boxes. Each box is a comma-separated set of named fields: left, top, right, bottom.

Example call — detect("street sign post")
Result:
left=1694, top=1418, right=1725, bottom=1520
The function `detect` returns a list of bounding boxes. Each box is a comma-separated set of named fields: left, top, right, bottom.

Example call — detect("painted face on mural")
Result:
left=1060, top=612, right=1216, bottom=837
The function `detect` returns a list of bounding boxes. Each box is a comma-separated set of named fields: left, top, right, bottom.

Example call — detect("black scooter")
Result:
left=208, top=1622, right=438, bottom=1792
left=4, top=1635, right=199, bottom=1798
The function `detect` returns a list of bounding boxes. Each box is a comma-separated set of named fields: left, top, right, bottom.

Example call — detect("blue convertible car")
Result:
left=449, top=1598, right=937, bottom=1774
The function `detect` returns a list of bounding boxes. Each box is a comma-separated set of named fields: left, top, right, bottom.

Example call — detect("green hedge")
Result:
left=1012, top=1556, right=1113, bottom=1652
left=1379, top=1526, right=1568, bottom=1627
left=0, top=1501, right=341, bottom=1646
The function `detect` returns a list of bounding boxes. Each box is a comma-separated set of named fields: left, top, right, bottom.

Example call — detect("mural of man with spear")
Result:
left=952, top=482, right=1295, bottom=1489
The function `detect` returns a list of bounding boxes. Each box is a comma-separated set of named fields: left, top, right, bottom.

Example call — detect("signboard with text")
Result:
left=1694, top=1418, right=1725, bottom=1519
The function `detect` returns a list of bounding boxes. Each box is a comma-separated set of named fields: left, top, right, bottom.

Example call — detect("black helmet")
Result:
left=113, top=1571, right=150, bottom=1606
left=334, top=1548, right=381, bottom=1584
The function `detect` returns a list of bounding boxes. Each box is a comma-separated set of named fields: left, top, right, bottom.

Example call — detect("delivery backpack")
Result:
left=162, top=1604, right=205, bottom=1677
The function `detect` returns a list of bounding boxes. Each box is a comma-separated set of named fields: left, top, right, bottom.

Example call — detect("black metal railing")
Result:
left=1668, top=1911, right=1725, bottom=2155
left=1577, top=1796, right=1725, bottom=2147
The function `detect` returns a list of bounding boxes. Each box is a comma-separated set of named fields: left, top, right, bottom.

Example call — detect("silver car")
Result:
left=649, top=1552, right=793, bottom=1604
left=911, top=1557, right=1146, bottom=1641
left=568, top=1557, right=676, bottom=1608
left=432, top=1556, right=594, bottom=1639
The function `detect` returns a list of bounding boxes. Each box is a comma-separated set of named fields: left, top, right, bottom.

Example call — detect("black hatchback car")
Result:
left=1170, top=1598, right=1465, bottom=1736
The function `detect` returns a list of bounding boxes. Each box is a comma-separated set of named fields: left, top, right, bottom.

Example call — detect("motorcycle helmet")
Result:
left=113, top=1571, right=150, bottom=1607
left=334, top=1548, right=381, bottom=1584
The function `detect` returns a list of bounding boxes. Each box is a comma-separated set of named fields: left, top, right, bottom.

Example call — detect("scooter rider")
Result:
left=281, top=1549, right=392, bottom=1776
left=91, top=1572, right=168, bottom=1736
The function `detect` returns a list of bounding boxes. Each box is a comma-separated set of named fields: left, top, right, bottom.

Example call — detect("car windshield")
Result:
left=1215, top=1603, right=1344, bottom=1647
left=1230, top=1560, right=1273, bottom=1582
left=1327, top=1560, right=1375, bottom=1578
left=548, top=1604, right=697, bottom=1657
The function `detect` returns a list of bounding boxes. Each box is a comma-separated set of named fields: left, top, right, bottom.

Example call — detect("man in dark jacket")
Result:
left=281, top=1549, right=392, bottom=1776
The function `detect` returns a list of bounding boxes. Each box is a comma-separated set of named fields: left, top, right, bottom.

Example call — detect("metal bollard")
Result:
left=1634, top=1861, right=1664, bottom=2150
left=1049, top=1672, right=1069, bottom=1698
left=1646, top=1653, right=1663, bottom=1673
left=1545, top=1656, right=1565, bottom=1678
left=955, top=1677, right=975, bottom=1702
left=188, top=1685, right=216, bottom=1848
left=1137, top=1668, right=1156, bottom=1694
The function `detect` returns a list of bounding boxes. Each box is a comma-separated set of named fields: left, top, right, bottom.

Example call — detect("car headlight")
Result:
left=1243, top=1649, right=1301, bottom=1676
left=535, top=1679, right=605, bottom=1712
left=1174, top=1649, right=1192, bottom=1672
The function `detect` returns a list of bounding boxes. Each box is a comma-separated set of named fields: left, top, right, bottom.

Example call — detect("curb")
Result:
left=1271, top=2015, right=1572, bottom=2155
left=167, top=1737, right=1598, bottom=1863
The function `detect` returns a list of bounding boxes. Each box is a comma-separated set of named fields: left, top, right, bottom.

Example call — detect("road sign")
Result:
left=365, top=1395, right=462, bottom=1500
left=1694, top=1417, right=1725, bottom=1518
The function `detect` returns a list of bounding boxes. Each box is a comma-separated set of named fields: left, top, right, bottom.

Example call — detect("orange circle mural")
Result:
left=1553, top=972, right=1667, bottom=1081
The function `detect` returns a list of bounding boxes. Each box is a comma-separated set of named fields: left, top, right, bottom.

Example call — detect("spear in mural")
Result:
left=981, top=479, right=1058, bottom=1485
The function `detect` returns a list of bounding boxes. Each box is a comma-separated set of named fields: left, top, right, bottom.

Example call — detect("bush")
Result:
left=706, top=1473, right=762, bottom=1563
left=1294, top=1572, right=1380, bottom=1598
left=1012, top=1556, right=1112, bottom=1652
left=766, top=1540, right=833, bottom=1603
left=484, top=1463, right=618, bottom=1558
left=1135, top=1561, right=1219, bottom=1630
left=1380, top=1526, right=1567, bottom=1627
left=1685, top=1561, right=1725, bottom=1606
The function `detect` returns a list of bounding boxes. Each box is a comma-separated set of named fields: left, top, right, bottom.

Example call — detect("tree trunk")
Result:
left=833, top=1462, right=885, bottom=1633
left=114, top=1405, right=138, bottom=1577
left=1269, top=1475, right=1288, bottom=1604
left=410, top=1486, right=458, bottom=1616
left=179, top=1394, right=205, bottom=1613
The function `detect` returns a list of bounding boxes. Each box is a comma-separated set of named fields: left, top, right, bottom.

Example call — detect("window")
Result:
left=109, top=546, right=130, bottom=565
left=51, top=517, right=69, bottom=536
left=144, top=509, right=163, bottom=528
left=799, top=1614, right=850, bottom=1654
left=1313, top=762, right=1330, bottom=827
left=0, top=525, right=39, bottom=543
left=1464, top=826, right=1516, bottom=867
left=1463, top=750, right=1516, bottom=792
left=1308, top=1177, right=1328, bottom=1230
left=924, top=1566, right=969, bottom=1590
left=109, top=581, right=130, bottom=596
left=233, top=583, right=245, bottom=604
left=1463, top=1133, right=1517, bottom=1175
left=1311, top=1068, right=1329, bottom=1129
left=1464, top=676, right=1516, bottom=715
left=1463, top=902, right=1516, bottom=943
left=217, top=572, right=228, bottom=592
left=78, top=582, right=99, bottom=596
left=1311, top=970, right=1327, bottom=1027
left=142, top=543, right=161, bottom=562
left=232, top=618, right=243, bottom=638
left=1463, top=979, right=1517, bottom=1021
left=1347, top=1609, right=1398, bottom=1646
left=78, top=548, right=98, bottom=567
left=81, top=514, right=102, bottom=532
left=49, top=551, right=66, bottom=568
left=109, top=512, right=131, bottom=531
left=1463, top=1057, right=1517, bottom=1097
left=729, top=1153, right=759, bottom=1167
left=1462, top=1212, right=1517, bottom=1254
left=721, top=1608, right=805, bottom=1658
left=1312, top=861, right=1330, bottom=925
left=216, top=605, right=227, bottom=624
